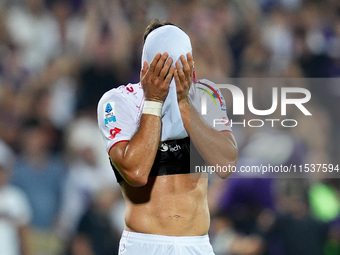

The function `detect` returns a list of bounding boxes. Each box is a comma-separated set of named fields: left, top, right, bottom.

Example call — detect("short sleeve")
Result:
left=190, top=79, right=232, bottom=132
left=97, top=89, right=139, bottom=153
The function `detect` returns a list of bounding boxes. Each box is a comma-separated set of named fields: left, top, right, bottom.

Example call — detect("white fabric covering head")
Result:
left=141, top=25, right=192, bottom=68
left=141, top=25, right=192, bottom=141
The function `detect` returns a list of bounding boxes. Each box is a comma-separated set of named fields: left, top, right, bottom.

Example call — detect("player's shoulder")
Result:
left=190, top=78, right=227, bottom=111
left=98, top=82, right=143, bottom=108
left=191, top=79, right=218, bottom=95
left=195, top=79, right=216, bottom=89
left=195, top=78, right=216, bottom=87
left=191, top=78, right=221, bottom=98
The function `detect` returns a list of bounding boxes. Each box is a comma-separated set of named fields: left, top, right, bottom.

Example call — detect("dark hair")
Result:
left=143, top=19, right=176, bottom=43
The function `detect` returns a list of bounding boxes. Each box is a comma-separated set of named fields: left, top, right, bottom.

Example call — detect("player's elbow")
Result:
left=128, top=178, right=148, bottom=187
left=218, top=164, right=235, bottom=179
left=124, top=169, right=149, bottom=187
left=218, top=173, right=231, bottom=179
left=217, top=163, right=236, bottom=179
left=114, top=160, right=149, bottom=187
left=229, top=148, right=238, bottom=167
left=217, top=150, right=238, bottom=179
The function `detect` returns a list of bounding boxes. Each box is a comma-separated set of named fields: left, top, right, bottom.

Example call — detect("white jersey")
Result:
left=97, top=79, right=231, bottom=154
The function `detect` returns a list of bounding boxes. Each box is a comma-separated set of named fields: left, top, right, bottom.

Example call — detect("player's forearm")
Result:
left=114, top=114, right=161, bottom=186
left=180, top=102, right=238, bottom=178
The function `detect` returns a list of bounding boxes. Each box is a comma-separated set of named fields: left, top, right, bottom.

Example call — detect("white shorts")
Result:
left=118, top=230, right=215, bottom=255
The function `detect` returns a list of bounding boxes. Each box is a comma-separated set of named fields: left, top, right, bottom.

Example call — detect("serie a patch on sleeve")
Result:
left=104, top=102, right=116, bottom=125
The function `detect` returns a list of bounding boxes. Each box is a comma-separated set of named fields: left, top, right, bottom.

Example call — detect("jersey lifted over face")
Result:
left=97, top=78, right=232, bottom=183
left=97, top=79, right=231, bottom=155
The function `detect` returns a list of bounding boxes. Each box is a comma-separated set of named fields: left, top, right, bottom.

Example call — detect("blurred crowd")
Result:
left=0, top=0, right=340, bottom=254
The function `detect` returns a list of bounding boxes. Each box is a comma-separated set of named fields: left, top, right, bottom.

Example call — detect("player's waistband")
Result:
left=121, top=230, right=210, bottom=245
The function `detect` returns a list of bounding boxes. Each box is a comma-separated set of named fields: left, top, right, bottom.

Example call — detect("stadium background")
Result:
left=0, top=0, right=340, bottom=254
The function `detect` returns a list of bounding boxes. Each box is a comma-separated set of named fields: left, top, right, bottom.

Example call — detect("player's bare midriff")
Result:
left=120, top=173, right=210, bottom=236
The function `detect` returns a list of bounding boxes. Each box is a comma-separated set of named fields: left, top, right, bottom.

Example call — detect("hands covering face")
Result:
left=140, top=52, right=194, bottom=104
left=174, top=52, right=194, bottom=104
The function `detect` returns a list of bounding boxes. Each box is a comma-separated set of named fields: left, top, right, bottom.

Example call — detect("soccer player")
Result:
left=97, top=20, right=238, bottom=255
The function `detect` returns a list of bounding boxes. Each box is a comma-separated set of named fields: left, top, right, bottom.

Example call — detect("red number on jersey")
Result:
left=126, top=86, right=134, bottom=93
left=109, top=127, right=121, bottom=139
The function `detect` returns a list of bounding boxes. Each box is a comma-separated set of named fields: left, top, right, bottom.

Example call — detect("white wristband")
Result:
left=142, top=100, right=163, bottom=117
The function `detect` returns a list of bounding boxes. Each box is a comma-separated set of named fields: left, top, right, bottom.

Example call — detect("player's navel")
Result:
left=173, top=215, right=180, bottom=220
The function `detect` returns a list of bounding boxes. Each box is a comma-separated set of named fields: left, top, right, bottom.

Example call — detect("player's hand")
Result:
left=174, top=52, right=194, bottom=104
left=141, top=52, right=174, bottom=103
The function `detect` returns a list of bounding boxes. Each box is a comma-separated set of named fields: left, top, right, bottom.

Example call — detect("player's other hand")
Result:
left=141, top=52, right=174, bottom=103
left=174, top=52, right=194, bottom=105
